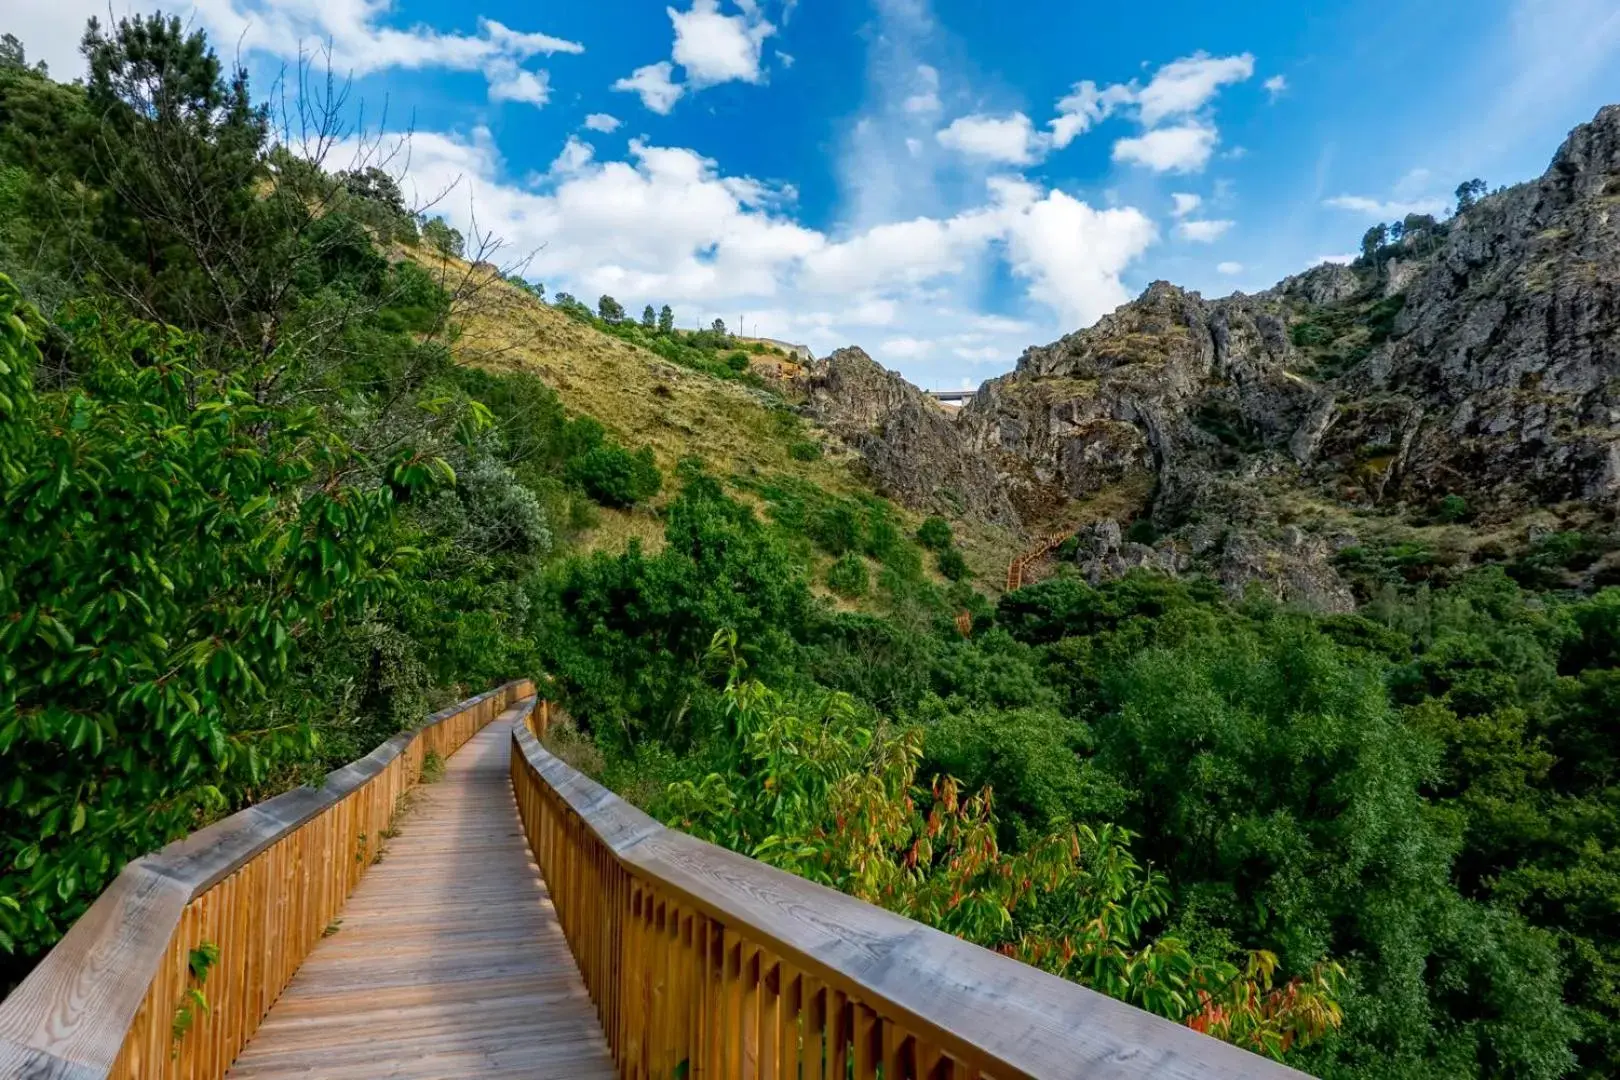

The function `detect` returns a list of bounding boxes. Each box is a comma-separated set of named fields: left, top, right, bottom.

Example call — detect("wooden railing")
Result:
left=0, top=680, right=533, bottom=1080
left=511, top=703, right=1306, bottom=1080
left=1005, top=533, right=1070, bottom=592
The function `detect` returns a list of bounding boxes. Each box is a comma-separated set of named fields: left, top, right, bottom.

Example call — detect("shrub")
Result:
left=788, top=439, right=821, bottom=461
left=1125, top=518, right=1158, bottom=545
left=1437, top=493, right=1472, bottom=523
left=724, top=351, right=750, bottom=372
left=566, top=444, right=662, bottom=508
left=916, top=516, right=953, bottom=551
left=826, top=553, right=869, bottom=597
left=808, top=504, right=861, bottom=555
left=936, top=547, right=970, bottom=581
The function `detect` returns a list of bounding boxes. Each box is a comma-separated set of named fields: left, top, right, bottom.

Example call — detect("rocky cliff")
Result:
left=802, top=105, right=1620, bottom=608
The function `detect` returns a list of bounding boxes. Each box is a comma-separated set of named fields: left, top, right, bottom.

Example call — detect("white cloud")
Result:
left=548, top=136, right=596, bottom=177
left=669, top=0, right=774, bottom=86
left=775, top=50, right=795, bottom=68
left=1177, top=218, right=1233, bottom=242
left=178, top=2, right=581, bottom=107
left=1112, top=124, right=1218, bottom=173
left=615, top=0, right=775, bottom=115
left=999, top=186, right=1158, bottom=327
left=1217, top=261, right=1244, bottom=274
left=1314, top=253, right=1357, bottom=265
left=1263, top=74, right=1287, bottom=101
left=936, top=112, right=1044, bottom=165
left=1049, top=79, right=1134, bottom=148
left=1170, top=192, right=1202, bottom=217
left=1323, top=194, right=1448, bottom=217
left=1045, top=51, right=1253, bottom=163
left=903, top=65, right=942, bottom=114
left=382, top=130, right=1156, bottom=373
left=584, top=113, right=623, bottom=133
left=614, top=62, right=686, bottom=114
left=1135, top=51, right=1255, bottom=126
left=486, top=61, right=551, bottom=106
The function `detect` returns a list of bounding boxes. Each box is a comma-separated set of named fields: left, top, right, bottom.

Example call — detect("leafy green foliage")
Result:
left=936, top=547, right=970, bottom=581
left=0, top=285, right=434, bottom=963
left=566, top=443, right=662, bottom=508
left=826, top=554, right=869, bottom=597
left=916, top=516, right=953, bottom=551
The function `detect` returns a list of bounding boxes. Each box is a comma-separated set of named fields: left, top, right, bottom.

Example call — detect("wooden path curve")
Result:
left=224, top=717, right=614, bottom=1079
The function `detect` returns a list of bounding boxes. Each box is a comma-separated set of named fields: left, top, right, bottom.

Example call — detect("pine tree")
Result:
left=641, top=304, right=656, bottom=329
left=657, top=304, right=674, bottom=334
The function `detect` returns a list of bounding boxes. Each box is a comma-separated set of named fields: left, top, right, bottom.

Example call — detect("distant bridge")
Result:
left=924, top=388, right=977, bottom=404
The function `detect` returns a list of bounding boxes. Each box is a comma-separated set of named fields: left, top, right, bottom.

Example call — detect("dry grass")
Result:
left=419, top=256, right=1030, bottom=578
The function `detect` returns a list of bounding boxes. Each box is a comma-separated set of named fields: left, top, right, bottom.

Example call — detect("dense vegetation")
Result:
left=3, top=22, right=1619, bottom=1080
left=0, top=21, right=659, bottom=983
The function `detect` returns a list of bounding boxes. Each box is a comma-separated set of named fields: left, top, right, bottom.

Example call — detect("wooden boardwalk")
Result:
left=225, top=715, right=615, bottom=1079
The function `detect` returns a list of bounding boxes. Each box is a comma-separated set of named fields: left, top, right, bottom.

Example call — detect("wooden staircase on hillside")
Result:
left=1006, top=532, right=1073, bottom=591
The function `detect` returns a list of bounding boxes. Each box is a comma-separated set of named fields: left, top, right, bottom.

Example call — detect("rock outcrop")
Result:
left=804, top=347, right=1018, bottom=525
left=802, top=105, right=1620, bottom=608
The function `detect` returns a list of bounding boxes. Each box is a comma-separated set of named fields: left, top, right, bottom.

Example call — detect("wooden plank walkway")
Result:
left=226, top=712, right=615, bottom=1079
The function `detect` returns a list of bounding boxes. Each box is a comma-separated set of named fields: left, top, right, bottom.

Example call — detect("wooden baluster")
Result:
left=882, top=1021, right=908, bottom=1080
left=827, top=990, right=849, bottom=1080
left=852, top=1004, right=878, bottom=1080
left=778, top=963, right=802, bottom=1080
left=757, top=952, right=780, bottom=1080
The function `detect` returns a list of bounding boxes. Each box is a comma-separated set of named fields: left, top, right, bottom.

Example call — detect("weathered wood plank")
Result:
left=0, top=682, right=533, bottom=1080
left=223, top=721, right=613, bottom=1080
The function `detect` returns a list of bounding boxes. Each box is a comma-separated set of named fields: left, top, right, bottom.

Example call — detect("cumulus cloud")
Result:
left=486, top=61, right=551, bottom=106
left=1112, top=124, right=1218, bottom=173
left=1263, top=74, right=1287, bottom=101
left=614, top=62, right=686, bottom=114
left=936, top=112, right=1044, bottom=165
left=1049, top=79, right=1135, bottom=148
left=1176, top=218, right=1233, bottom=242
left=670, top=0, right=775, bottom=86
left=614, top=0, right=776, bottom=114
left=1135, top=51, right=1254, bottom=126
left=1217, top=261, right=1243, bottom=274
left=383, top=130, right=1156, bottom=368
left=174, top=1, right=581, bottom=106
left=1170, top=192, right=1202, bottom=217
left=1043, top=51, right=1252, bottom=175
left=583, top=113, right=623, bottom=133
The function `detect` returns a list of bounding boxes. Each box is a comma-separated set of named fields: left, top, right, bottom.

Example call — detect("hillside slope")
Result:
left=807, top=104, right=1620, bottom=608
left=427, top=265, right=1022, bottom=591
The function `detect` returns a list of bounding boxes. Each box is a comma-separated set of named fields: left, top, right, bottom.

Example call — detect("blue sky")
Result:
left=16, top=0, right=1620, bottom=387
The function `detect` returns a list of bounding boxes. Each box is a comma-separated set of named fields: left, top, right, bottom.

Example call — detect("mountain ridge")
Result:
left=803, top=104, right=1620, bottom=606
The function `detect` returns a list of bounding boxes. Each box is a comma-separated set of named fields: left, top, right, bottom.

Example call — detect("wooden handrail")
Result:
left=510, top=704, right=1306, bottom=1080
left=0, top=679, right=534, bottom=1080
left=1005, top=533, right=1070, bottom=592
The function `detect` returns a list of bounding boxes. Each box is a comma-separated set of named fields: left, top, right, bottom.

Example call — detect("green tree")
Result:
left=916, top=515, right=953, bottom=551
left=1360, top=223, right=1388, bottom=267
left=421, top=216, right=464, bottom=258
left=641, top=304, right=656, bottom=329
left=0, top=281, right=443, bottom=966
left=657, top=304, right=674, bottom=334
left=565, top=443, right=661, bottom=508
left=598, top=294, right=625, bottom=324
left=1455, top=178, right=1487, bottom=213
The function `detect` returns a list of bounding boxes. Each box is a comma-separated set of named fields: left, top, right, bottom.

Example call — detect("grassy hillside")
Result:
left=427, top=254, right=1022, bottom=594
